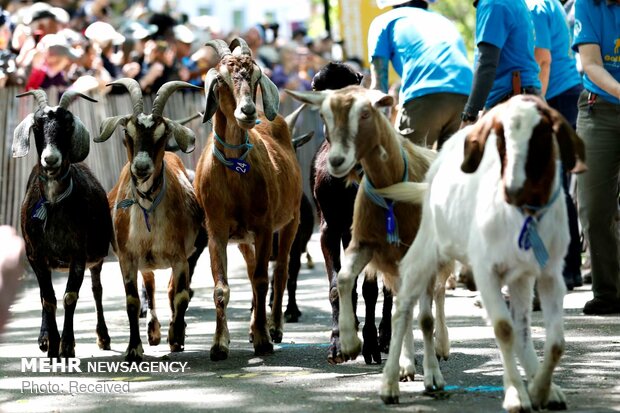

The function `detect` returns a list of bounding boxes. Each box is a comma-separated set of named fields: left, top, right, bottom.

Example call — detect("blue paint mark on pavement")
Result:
left=444, top=385, right=504, bottom=393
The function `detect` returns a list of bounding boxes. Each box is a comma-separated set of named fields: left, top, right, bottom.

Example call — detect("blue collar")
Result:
left=517, top=163, right=563, bottom=268
left=116, top=162, right=167, bottom=232
left=363, top=147, right=409, bottom=245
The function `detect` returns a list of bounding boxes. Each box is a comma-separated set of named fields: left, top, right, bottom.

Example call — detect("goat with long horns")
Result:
left=13, top=89, right=113, bottom=358
left=193, top=37, right=303, bottom=360
left=96, top=79, right=206, bottom=362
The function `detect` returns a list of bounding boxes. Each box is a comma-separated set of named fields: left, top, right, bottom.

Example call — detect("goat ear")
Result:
left=549, top=109, right=587, bottom=174
left=461, top=111, right=499, bottom=173
left=258, top=73, right=280, bottom=121
left=285, top=89, right=328, bottom=108
left=165, top=119, right=196, bottom=153
left=367, top=89, right=393, bottom=108
left=69, top=115, right=91, bottom=162
left=96, top=115, right=128, bottom=143
left=12, top=114, right=35, bottom=158
left=203, top=68, right=219, bottom=123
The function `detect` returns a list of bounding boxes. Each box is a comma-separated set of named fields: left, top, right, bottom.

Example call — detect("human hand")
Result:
left=0, top=226, right=25, bottom=334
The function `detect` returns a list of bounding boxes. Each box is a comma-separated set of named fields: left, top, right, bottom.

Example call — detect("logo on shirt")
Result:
left=573, top=20, right=581, bottom=38
left=615, top=39, right=620, bottom=54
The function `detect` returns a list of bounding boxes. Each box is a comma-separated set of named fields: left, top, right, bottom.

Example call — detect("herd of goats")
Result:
left=11, top=37, right=587, bottom=412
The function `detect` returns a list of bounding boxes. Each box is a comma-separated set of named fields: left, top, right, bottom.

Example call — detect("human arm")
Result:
left=578, top=43, right=620, bottom=100
left=534, top=47, right=551, bottom=97
left=370, top=56, right=389, bottom=93
left=460, top=42, right=500, bottom=128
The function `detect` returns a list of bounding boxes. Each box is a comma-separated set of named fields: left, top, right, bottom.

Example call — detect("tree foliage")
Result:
left=430, top=0, right=476, bottom=61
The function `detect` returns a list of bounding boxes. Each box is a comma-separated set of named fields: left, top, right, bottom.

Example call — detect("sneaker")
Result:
left=583, top=298, right=620, bottom=315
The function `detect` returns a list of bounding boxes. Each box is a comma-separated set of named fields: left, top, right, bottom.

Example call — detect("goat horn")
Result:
left=205, top=39, right=232, bottom=60
left=284, top=103, right=307, bottom=134
left=58, top=90, right=98, bottom=110
left=152, top=81, right=201, bottom=117
left=107, top=78, right=144, bottom=115
left=16, top=89, right=48, bottom=110
left=229, top=37, right=252, bottom=56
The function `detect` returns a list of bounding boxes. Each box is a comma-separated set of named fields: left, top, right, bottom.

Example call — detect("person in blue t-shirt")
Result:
left=368, top=0, right=473, bottom=149
left=460, top=0, right=542, bottom=126
left=572, top=0, right=620, bottom=315
left=527, top=0, right=584, bottom=292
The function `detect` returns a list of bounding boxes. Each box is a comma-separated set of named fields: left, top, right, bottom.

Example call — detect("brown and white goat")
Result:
left=96, top=79, right=204, bottom=361
left=194, top=38, right=302, bottom=360
left=377, top=95, right=586, bottom=411
left=13, top=89, right=112, bottom=357
left=287, top=86, right=450, bottom=385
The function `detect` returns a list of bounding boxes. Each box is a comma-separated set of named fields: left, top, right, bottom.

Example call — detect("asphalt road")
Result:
left=1, top=232, right=619, bottom=413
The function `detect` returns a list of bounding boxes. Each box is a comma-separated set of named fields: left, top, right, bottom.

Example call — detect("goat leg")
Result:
left=284, top=230, right=302, bottom=323
left=271, top=216, right=299, bottom=342
left=321, top=225, right=346, bottom=364
left=249, top=232, right=274, bottom=355
left=362, top=274, right=381, bottom=364
left=59, top=260, right=86, bottom=358
left=167, top=263, right=190, bottom=352
left=142, top=271, right=160, bottom=346
left=338, top=245, right=373, bottom=361
left=90, top=260, right=111, bottom=350
left=378, top=285, right=392, bottom=354
left=210, top=237, right=231, bottom=361
left=33, top=262, right=60, bottom=358
left=120, top=261, right=143, bottom=362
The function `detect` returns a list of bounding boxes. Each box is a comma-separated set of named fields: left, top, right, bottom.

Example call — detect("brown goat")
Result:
left=194, top=38, right=302, bottom=360
left=287, top=86, right=451, bottom=385
left=96, top=79, right=204, bottom=362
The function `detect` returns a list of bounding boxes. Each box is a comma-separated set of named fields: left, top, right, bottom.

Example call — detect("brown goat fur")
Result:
left=195, top=38, right=302, bottom=360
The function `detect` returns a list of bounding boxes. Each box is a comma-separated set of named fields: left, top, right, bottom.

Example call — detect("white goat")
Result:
left=377, top=95, right=586, bottom=412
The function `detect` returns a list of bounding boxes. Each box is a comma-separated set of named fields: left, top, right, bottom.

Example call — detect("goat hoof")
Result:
left=39, top=335, right=49, bottom=353
left=547, top=401, right=567, bottom=411
left=269, top=328, right=283, bottom=344
left=380, top=395, right=399, bottom=405
left=284, top=307, right=302, bottom=323
left=60, top=340, right=75, bottom=358
left=125, top=343, right=144, bottom=363
left=148, top=319, right=161, bottom=346
left=96, top=324, right=111, bottom=350
left=210, top=345, right=229, bottom=361
left=254, top=341, right=274, bottom=356
left=167, top=323, right=185, bottom=351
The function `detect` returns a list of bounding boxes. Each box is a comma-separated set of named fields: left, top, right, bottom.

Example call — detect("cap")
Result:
left=85, top=21, right=125, bottom=46
left=122, top=21, right=158, bottom=41
left=173, top=24, right=195, bottom=44
left=376, top=0, right=436, bottom=8
left=38, top=33, right=82, bottom=59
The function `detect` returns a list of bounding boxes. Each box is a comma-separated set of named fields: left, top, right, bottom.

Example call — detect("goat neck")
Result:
left=212, top=109, right=254, bottom=159
left=130, top=160, right=166, bottom=208
left=36, top=162, right=73, bottom=206
left=359, top=124, right=407, bottom=189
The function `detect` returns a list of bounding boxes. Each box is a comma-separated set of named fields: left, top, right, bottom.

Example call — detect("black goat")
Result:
left=12, top=89, right=112, bottom=358
left=310, top=62, right=393, bottom=365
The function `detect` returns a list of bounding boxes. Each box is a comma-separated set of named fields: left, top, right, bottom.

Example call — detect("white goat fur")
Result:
left=379, top=96, right=579, bottom=412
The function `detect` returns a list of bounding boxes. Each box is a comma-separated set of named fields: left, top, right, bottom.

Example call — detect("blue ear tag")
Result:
left=227, top=158, right=250, bottom=174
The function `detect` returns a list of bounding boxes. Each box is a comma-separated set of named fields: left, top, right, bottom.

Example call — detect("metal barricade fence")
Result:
left=0, top=86, right=322, bottom=230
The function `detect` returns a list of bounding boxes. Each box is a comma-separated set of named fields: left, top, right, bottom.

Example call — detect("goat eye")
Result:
left=361, top=111, right=370, bottom=120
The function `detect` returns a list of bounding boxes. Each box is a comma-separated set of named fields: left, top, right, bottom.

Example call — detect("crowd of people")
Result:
left=0, top=1, right=343, bottom=98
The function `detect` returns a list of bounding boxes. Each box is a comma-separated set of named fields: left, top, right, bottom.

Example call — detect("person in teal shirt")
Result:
left=368, top=0, right=472, bottom=148
left=573, top=0, right=620, bottom=315
left=527, top=0, right=584, bottom=292
left=461, top=0, right=541, bottom=125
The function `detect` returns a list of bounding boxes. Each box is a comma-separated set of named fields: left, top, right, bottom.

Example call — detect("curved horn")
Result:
left=205, top=39, right=232, bottom=60
left=16, top=90, right=49, bottom=110
left=107, top=78, right=144, bottom=115
left=152, top=81, right=201, bottom=117
left=229, top=37, right=251, bottom=56
left=58, top=90, right=97, bottom=110
left=284, top=103, right=307, bottom=134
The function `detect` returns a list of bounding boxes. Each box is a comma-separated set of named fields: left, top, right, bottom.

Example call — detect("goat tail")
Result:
left=374, top=182, right=428, bottom=205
